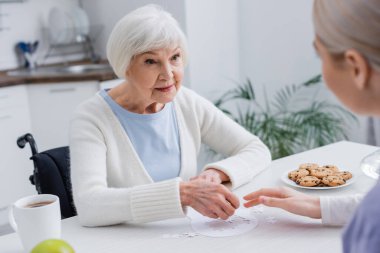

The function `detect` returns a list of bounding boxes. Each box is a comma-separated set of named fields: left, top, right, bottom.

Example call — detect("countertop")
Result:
left=0, top=60, right=117, bottom=88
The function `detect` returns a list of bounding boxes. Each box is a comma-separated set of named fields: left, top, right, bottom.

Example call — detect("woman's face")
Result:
left=126, top=46, right=184, bottom=105
left=314, top=37, right=367, bottom=114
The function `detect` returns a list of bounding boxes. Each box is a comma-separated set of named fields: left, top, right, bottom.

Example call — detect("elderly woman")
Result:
left=69, top=4, right=271, bottom=227
left=244, top=0, right=380, bottom=252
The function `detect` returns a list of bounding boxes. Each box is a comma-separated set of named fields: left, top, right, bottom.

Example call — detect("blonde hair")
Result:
left=313, top=0, right=380, bottom=71
left=106, top=4, right=188, bottom=79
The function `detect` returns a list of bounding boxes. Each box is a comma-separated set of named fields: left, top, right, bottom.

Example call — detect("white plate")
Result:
left=48, top=6, right=75, bottom=44
left=70, top=6, right=90, bottom=36
left=281, top=170, right=356, bottom=190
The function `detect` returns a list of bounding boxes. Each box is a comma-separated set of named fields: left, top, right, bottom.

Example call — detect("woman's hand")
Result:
left=190, top=168, right=230, bottom=184
left=243, top=187, right=321, bottom=219
left=180, top=179, right=239, bottom=220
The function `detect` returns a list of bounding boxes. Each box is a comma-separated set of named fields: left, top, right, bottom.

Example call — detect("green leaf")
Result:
left=213, top=75, right=357, bottom=159
left=302, top=74, right=322, bottom=86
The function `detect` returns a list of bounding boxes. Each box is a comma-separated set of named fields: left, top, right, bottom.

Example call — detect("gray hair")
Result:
left=106, top=4, right=188, bottom=78
left=313, top=0, right=380, bottom=71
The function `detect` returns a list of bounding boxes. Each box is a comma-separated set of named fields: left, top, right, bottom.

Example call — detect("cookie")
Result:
left=296, top=176, right=320, bottom=187
left=299, top=163, right=319, bottom=171
left=321, top=165, right=340, bottom=172
left=321, top=175, right=346, bottom=187
left=297, top=169, right=310, bottom=178
left=288, top=170, right=299, bottom=181
left=310, top=167, right=334, bottom=179
left=334, top=171, right=353, bottom=180
left=288, top=169, right=310, bottom=182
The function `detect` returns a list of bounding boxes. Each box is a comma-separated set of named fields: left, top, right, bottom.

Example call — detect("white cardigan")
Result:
left=69, top=87, right=271, bottom=226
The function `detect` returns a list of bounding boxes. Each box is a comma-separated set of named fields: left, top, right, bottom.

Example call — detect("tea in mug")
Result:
left=25, top=201, right=54, bottom=208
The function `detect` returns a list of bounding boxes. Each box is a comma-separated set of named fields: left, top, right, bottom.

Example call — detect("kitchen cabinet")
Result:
left=27, top=81, right=99, bottom=150
left=0, top=85, right=35, bottom=208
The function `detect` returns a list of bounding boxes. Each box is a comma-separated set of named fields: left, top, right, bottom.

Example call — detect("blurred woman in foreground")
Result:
left=244, top=0, right=380, bottom=252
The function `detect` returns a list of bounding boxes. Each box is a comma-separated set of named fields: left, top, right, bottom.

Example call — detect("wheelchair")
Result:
left=16, top=133, right=76, bottom=219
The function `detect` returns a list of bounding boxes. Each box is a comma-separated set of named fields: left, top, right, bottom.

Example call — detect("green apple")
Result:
left=30, top=239, right=75, bottom=253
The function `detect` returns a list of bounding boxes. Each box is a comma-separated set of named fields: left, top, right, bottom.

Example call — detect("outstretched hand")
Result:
left=243, top=187, right=321, bottom=219
left=180, top=179, right=239, bottom=220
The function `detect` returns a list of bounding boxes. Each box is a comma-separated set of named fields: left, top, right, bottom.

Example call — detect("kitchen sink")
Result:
left=6, top=64, right=113, bottom=77
left=58, top=64, right=113, bottom=73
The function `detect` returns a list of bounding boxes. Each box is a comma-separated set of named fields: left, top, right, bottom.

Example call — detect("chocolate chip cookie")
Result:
left=321, top=175, right=346, bottom=187
left=334, top=171, right=353, bottom=180
left=296, top=176, right=320, bottom=187
left=310, top=167, right=334, bottom=179
left=288, top=169, right=310, bottom=182
left=321, top=165, right=340, bottom=172
left=299, top=163, right=319, bottom=171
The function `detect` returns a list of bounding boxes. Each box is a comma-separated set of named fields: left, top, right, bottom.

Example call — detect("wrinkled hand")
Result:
left=243, top=187, right=321, bottom=219
left=190, top=168, right=229, bottom=184
left=180, top=179, right=239, bottom=220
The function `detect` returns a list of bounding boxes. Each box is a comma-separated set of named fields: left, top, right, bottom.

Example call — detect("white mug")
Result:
left=8, top=194, right=61, bottom=252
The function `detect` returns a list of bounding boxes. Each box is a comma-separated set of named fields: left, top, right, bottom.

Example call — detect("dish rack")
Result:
left=41, top=4, right=103, bottom=63
left=41, top=24, right=103, bottom=63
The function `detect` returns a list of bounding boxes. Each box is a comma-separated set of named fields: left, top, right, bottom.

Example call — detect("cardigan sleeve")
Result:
left=320, top=194, right=363, bottom=226
left=69, top=103, right=185, bottom=227
left=188, top=90, right=271, bottom=189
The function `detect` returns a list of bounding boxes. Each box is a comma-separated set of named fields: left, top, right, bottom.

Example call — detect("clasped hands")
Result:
left=180, top=170, right=322, bottom=221
left=180, top=169, right=240, bottom=220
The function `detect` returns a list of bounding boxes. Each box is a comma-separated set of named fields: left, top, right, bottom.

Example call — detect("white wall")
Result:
left=0, top=0, right=81, bottom=70
left=239, top=0, right=318, bottom=101
left=184, top=0, right=240, bottom=98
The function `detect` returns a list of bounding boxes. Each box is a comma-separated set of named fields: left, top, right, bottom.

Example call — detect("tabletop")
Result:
left=1, top=141, right=378, bottom=253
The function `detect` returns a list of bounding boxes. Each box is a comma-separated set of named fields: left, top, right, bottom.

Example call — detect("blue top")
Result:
left=100, top=89, right=181, bottom=182
left=342, top=179, right=380, bottom=252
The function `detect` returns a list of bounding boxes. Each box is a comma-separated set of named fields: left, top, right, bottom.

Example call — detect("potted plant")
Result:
left=214, top=75, right=357, bottom=159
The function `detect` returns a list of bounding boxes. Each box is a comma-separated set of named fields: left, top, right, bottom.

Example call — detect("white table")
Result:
left=1, top=141, right=378, bottom=253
